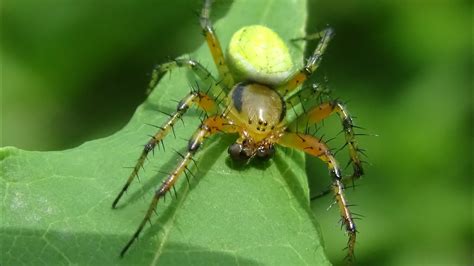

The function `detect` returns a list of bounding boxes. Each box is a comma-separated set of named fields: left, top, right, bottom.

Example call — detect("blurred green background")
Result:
left=1, top=0, right=471, bottom=265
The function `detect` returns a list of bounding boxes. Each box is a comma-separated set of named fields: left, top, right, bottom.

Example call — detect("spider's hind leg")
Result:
left=147, top=58, right=227, bottom=97
left=111, top=90, right=219, bottom=209
left=199, top=0, right=234, bottom=88
left=277, top=27, right=334, bottom=96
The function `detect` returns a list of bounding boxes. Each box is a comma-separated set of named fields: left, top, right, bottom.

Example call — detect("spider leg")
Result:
left=290, top=99, right=364, bottom=180
left=200, top=0, right=235, bottom=88
left=284, top=83, right=331, bottom=119
left=147, top=58, right=228, bottom=98
left=277, top=27, right=334, bottom=96
left=277, top=132, right=357, bottom=262
left=119, top=115, right=238, bottom=256
left=112, top=91, right=218, bottom=209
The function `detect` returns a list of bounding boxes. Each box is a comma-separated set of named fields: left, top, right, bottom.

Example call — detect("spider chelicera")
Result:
left=112, top=0, right=364, bottom=262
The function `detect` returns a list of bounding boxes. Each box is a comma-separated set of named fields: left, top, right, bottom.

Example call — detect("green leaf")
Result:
left=1, top=0, right=330, bottom=265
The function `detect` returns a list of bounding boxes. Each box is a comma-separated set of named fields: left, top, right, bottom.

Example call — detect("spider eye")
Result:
left=256, top=145, right=275, bottom=159
left=228, top=143, right=249, bottom=160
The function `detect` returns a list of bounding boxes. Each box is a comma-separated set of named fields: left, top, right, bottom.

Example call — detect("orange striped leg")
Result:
left=147, top=58, right=227, bottom=97
left=277, top=27, right=334, bottom=96
left=278, top=132, right=356, bottom=262
left=112, top=91, right=218, bottom=209
left=293, top=100, right=364, bottom=180
left=119, top=115, right=238, bottom=256
left=200, top=0, right=234, bottom=88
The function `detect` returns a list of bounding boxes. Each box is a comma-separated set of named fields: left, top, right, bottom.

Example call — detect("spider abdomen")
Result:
left=227, top=25, right=293, bottom=85
left=228, top=82, right=286, bottom=141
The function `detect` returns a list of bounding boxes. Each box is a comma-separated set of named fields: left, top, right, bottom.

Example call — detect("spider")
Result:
left=112, top=0, right=364, bottom=262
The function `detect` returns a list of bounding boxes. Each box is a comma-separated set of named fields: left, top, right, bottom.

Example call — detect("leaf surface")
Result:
left=1, top=0, right=330, bottom=265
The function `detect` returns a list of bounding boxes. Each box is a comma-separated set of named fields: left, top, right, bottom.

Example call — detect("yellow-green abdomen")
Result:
left=227, top=25, right=293, bottom=86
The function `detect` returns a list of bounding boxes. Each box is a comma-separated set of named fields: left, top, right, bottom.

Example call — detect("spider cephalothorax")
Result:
left=225, top=81, right=286, bottom=160
left=112, top=0, right=365, bottom=263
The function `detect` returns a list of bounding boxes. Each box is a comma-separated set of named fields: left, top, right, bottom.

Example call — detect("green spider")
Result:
left=112, top=0, right=364, bottom=262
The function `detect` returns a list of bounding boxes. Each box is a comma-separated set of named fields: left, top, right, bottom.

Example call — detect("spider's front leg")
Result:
left=200, top=0, right=234, bottom=88
left=112, top=90, right=218, bottom=209
left=278, top=27, right=334, bottom=96
left=292, top=100, right=364, bottom=180
left=278, top=132, right=357, bottom=262
left=119, top=115, right=238, bottom=256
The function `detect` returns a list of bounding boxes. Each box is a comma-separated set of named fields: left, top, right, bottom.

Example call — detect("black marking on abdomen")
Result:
left=232, top=82, right=246, bottom=112
left=279, top=95, right=287, bottom=122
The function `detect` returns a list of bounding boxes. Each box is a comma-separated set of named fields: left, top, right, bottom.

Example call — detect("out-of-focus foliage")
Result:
left=2, top=1, right=206, bottom=150
left=2, top=0, right=472, bottom=265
